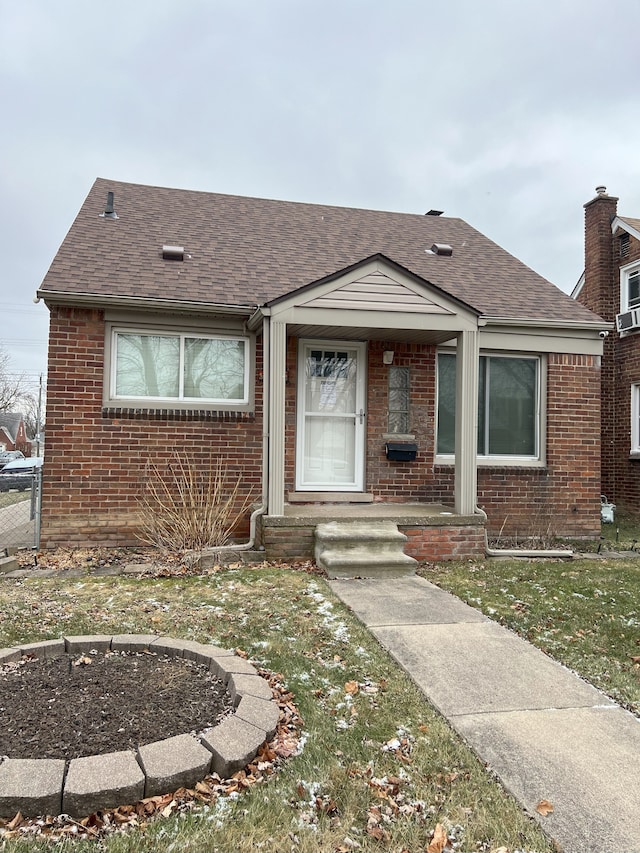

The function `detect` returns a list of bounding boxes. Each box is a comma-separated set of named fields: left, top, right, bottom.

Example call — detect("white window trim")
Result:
left=619, top=259, right=640, bottom=313
left=104, top=324, right=254, bottom=412
left=631, top=383, right=640, bottom=456
left=435, top=350, right=546, bottom=467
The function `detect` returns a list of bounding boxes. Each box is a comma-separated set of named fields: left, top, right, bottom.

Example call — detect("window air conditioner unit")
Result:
left=616, top=309, right=640, bottom=332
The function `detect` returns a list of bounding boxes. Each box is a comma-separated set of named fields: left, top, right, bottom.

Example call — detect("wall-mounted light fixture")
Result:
left=383, top=350, right=394, bottom=365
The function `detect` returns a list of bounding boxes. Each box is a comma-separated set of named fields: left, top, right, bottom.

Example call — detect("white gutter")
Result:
left=475, top=506, right=573, bottom=559
left=36, top=289, right=256, bottom=317
left=479, top=316, right=613, bottom=331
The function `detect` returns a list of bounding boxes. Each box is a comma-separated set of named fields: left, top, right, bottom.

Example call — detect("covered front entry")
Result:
left=296, top=340, right=367, bottom=491
left=252, top=255, right=482, bottom=520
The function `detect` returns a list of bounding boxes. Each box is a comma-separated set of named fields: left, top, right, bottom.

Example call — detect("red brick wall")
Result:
left=284, top=339, right=437, bottom=497
left=430, top=353, right=601, bottom=539
left=261, top=519, right=485, bottom=562
left=41, top=306, right=263, bottom=546
left=613, top=234, right=640, bottom=510
left=43, top=313, right=601, bottom=548
left=578, top=191, right=640, bottom=514
left=285, top=338, right=601, bottom=539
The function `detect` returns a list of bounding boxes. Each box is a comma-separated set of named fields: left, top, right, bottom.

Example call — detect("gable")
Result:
left=301, top=270, right=454, bottom=315
left=612, top=216, right=640, bottom=243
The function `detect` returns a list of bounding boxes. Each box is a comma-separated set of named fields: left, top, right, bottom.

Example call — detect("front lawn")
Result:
left=0, top=565, right=554, bottom=852
left=420, top=557, right=640, bottom=715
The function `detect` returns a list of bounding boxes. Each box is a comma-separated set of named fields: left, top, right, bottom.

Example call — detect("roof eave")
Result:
left=612, top=216, right=640, bottom=243
left=479, top=315, right=613, bottom=331
left=36, top=289, right=256, bottom=317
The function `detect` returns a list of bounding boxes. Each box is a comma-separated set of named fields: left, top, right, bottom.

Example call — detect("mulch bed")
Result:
left=0, top=651, right=233, bottom=760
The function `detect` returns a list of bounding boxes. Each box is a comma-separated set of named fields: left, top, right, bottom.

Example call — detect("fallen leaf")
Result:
left=345, top=680, right=359, bottom=695
left=536, top=799, right=554, bottom=816
left=6, top=811, right=23, bottom=831
left=630, top=655, right=640, bottom=664
left=161, top=800, right=177, bottom=818
left=427, top=822, right=449, bottom=853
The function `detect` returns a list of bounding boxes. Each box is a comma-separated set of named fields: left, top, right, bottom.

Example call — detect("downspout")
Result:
left=475, top=505, right=573, bottom=559
left=200, top=315, right=269, bottom=557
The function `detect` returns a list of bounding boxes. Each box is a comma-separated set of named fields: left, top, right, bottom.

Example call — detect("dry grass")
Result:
left=0, top=565, right=554, bottom=852
left=136, top=454, right=254, bottom=553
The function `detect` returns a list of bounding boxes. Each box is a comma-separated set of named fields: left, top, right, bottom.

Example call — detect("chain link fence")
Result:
left=0, top=469, right=42, bottom=552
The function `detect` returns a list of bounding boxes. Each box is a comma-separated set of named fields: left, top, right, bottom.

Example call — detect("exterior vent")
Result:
left=162, top=245, right=185, bottom=261
left=616, top=309, right=640, bottom=332
left=99, top=191, right=118, bottom=219
left=430, top=243, right=453, bottom=256
left=620, top=233, right=630, bottom=259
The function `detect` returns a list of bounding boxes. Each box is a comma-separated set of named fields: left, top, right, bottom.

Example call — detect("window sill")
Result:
left=382, top=433, right=416, bottom=441
left=435, top=455, right=545, bottom=468
left=102, top=406, right=254, bottom=422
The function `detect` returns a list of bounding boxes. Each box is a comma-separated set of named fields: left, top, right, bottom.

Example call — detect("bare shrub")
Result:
left=137, top=454, right=254, bottom=553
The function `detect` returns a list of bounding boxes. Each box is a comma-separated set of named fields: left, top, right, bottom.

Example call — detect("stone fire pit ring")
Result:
left=0, top=634, right=280, bottom=818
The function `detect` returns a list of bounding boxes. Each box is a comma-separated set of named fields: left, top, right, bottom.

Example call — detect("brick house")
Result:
left=0, top=413, right=29, bottom=456
left=37, top=178, right=606, bottom=558
left=574, top=186, right=640, bottom=514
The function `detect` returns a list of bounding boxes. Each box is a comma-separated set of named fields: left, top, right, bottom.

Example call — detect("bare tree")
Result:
left=0, top=345, right=39, bottom=436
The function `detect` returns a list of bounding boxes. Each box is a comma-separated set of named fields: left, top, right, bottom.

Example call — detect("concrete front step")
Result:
left=315, top=520, right=418, bottom=579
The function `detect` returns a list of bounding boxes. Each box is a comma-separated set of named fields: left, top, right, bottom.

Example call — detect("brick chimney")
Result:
left=582, top=186, right=618, bottom=501
left=582, top=186, right=618, bottom=321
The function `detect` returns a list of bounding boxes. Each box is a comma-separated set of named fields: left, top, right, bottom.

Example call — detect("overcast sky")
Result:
left=2, top=0, right=640, bottom=390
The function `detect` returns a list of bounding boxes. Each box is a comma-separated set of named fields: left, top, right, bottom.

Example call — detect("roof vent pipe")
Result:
left=595, top=185, right=607, bottom=195
left=100, top=191, right=118, bottom=219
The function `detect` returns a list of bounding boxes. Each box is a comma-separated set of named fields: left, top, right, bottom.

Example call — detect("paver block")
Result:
left=0, top=556, right=18, bottom=574
left=65, top=635, right=113, bottom=654
left=19, top=639, right=66, bottom=660
left=110, top=633, right=159, bottom=652
left=210, top=655, right=258, bottom=681
left=235, top=695, right=280, bottom=739
left=0, top=758, right=65, bottom=818
left=0, top=647, right=21, bottom=665
left=228, top=673, right=273, bottom=706
left=182, top=642, right=235, bottom=666
left=122, top=563, right=155, bottom=575
left=63, top=750, right=145, bottom=817
left=137, top=734, right=212, bottom=797
left=201, top=715, right=266, bottom=777
left=148, top=637, right=192, bottom=658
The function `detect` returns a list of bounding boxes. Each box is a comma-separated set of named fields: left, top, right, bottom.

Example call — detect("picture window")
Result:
left=110, top=329, right=250, bottom=406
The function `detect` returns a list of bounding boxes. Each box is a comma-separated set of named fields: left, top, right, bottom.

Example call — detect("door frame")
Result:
left=295, top=338, right=367, bottom=491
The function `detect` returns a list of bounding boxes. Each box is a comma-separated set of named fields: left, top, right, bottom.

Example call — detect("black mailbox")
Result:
left=385, top=442, right=418, bottom=461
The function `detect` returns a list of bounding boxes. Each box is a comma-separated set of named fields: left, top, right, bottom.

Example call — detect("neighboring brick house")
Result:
left=0, top=413, right=29, bottom=456
left=574, top=186, right=640, bottom=514
left=37, top=178, right=606, bottom=556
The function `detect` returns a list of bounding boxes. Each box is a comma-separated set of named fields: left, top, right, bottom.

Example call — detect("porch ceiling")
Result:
left=285, top=323, right=457, bottom=345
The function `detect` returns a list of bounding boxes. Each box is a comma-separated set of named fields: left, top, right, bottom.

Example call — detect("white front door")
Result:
left=296, top=340, right=366, bottom=491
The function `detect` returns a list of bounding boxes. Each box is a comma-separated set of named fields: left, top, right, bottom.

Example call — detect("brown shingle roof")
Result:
left=618, top=216, right=640, bottom=235
left=39, top=177, right=600, bottom=325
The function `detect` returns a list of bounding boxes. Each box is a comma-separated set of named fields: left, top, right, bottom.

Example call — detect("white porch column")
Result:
left=454, top=328, right=479, bottom=515
left=267, top=320, right=287, bottom=516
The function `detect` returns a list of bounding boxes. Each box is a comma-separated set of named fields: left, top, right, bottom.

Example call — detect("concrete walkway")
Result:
left=330, top=575, right=640, bottom=853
